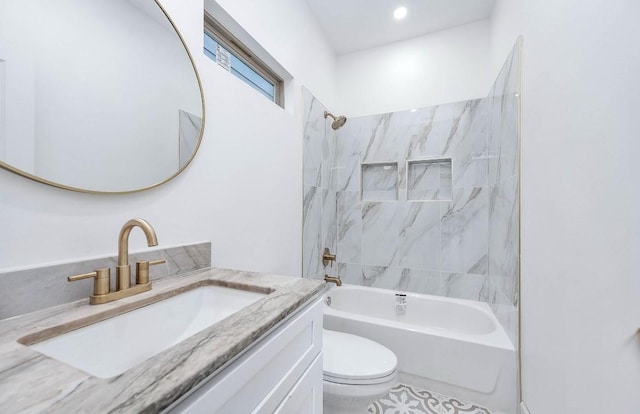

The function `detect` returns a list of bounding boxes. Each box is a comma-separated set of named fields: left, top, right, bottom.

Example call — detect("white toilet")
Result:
left=322, top=329, right=398, bottom=414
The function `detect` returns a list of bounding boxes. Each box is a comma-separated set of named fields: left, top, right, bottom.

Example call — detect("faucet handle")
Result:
left=322, top=248, right=337, bottom=267
left=136, top=259, right=166, bottom=285
left=68, top=268, right=110, bottom=296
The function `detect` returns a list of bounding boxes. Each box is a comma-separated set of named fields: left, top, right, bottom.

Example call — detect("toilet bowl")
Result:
left=323, top=329, right=398, bottom=414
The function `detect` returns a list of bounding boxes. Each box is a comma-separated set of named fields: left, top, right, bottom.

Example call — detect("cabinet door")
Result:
left=169, top=297, right=323, bottom=414
left=273, top=353, right=323, bottom=414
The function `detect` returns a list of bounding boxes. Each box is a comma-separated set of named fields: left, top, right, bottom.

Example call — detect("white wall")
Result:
left=336, top=20, right=491, bottom=117
left=489, top=0, right=523, bottom=82
left=491, top=0, right=640, bottom=412
left=0, top=0, right=336, bottom=278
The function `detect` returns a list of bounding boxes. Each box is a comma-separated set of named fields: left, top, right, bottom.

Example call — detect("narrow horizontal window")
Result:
left=204, top=15, right=283, bottom=106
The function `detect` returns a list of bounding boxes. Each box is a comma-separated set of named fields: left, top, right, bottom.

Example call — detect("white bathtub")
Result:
left=323, top=284, right=517, bottom=413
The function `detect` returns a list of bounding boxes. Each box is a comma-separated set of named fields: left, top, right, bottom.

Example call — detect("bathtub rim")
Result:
left=323, top=283, right=515, bottom=351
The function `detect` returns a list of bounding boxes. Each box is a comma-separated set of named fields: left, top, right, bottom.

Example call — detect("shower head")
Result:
left=324, top=111, right=347, bottom=130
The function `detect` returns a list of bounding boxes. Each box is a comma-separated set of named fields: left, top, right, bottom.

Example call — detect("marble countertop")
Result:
left=0, top=268, right=325, bottom=413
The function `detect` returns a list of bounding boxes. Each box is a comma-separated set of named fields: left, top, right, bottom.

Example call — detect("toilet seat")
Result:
left=323, top=329, right=397, bottom=386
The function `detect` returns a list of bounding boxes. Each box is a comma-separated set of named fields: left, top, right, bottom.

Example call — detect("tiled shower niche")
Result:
left=407, top=158, right=452, bottom=201
left=361, top=159, right=453, bottom=202
left=361, top=162, right=398, bottom=201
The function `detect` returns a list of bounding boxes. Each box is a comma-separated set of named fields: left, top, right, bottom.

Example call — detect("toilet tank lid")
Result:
left=323, top=329, right=397, bottom=380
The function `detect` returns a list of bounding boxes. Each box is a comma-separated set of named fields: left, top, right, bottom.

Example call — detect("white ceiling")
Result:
left=305, top=0, right=495, bottom=55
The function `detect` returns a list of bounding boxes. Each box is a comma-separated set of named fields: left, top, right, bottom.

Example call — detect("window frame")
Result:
left=204, top=13, right=284, bottom=107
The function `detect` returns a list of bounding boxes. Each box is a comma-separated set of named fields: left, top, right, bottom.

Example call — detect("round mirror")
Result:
left=0, top=0, right=204, bottom=193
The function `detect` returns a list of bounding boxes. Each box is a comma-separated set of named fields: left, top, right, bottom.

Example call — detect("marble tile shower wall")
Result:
left=303, top=86, right=493, bottom=295
left=334, top=98, right=492, bottom=301
left=303, top=88, right=338, bottom=280
left=302, top=41, right=519, bottom=345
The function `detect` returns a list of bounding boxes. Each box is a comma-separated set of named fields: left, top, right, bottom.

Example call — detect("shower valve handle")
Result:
left=322, top=248, right=336, bottom=267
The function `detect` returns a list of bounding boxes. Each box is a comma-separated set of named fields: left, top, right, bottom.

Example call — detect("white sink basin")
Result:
left=28, top=285, right=266, bottom=378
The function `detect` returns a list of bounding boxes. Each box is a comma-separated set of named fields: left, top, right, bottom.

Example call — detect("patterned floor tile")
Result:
left=368, top=384, right=495, bottom=414
left=441, top=398, right=492, bottom=414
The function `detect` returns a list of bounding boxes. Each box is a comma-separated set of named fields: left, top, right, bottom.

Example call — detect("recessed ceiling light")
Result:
left=394, top=6, right=408, bottom=20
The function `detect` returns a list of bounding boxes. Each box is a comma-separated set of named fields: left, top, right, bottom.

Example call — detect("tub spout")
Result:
left=324, top=275, right=342, bottom=286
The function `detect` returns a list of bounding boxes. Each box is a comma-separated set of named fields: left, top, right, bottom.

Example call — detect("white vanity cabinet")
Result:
left=167, top=296, right=323, bottom=414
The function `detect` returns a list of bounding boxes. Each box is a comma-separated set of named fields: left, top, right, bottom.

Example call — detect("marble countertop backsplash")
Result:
left=0, top=268, right=325, bottom=413
left=0, top=242, right=212, bottom=319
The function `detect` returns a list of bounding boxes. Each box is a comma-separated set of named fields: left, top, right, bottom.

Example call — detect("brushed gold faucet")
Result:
left=68, top=218, right=165, bottom=305
left=117, top=218, right=159, bottom=290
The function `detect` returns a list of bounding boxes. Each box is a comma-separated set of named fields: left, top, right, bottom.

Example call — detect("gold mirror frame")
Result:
left=0, top=0, right=205, bottom=194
